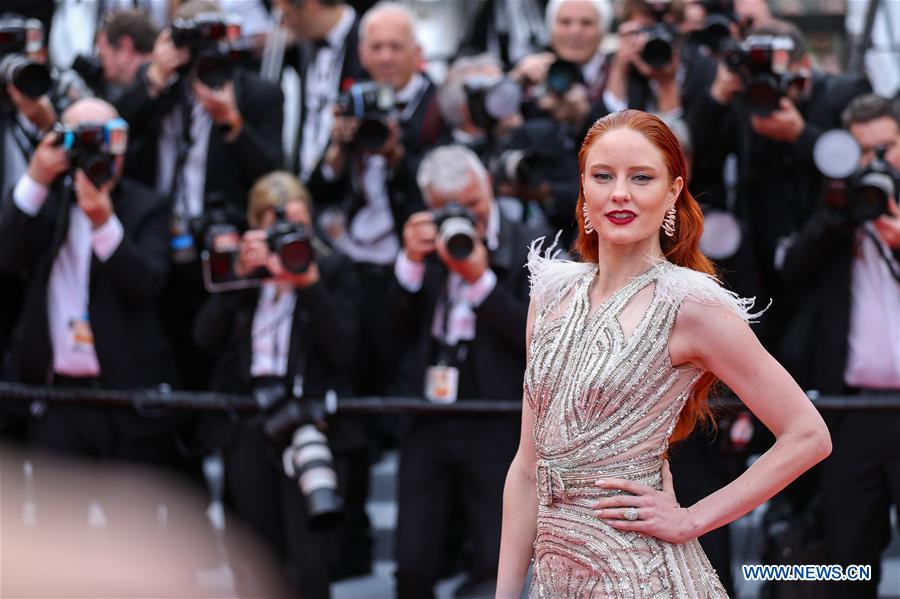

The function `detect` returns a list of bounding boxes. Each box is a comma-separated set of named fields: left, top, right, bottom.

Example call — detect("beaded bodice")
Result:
left=522, top=244, right=746, bottom=598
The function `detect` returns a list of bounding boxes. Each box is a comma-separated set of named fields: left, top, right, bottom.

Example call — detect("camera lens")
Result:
left=641, top=28, right=674, bottom=70
left=440, top=217, right=477, bottom=260
left=852, top=172, right=893, bottom=223
left=355, top=117, right=391, bottom=150
left=0, top=55, right=52, bottom=98
left=545, top=59, right=581, bottom=95
left=283, top=424, right=344, bottom=532
left=745, top=75, right=781, bottom=115
left=278, top=237, right=313, bottom=273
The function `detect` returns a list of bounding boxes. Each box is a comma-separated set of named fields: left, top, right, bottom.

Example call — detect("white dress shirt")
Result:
left=844, top=225, right=900, bottom=390
left=157, top=98, right=214, bottom=220
left=250, top=282, right=298, bottom=378
left=14, top=174, right=124, bottom=377
left=299, top=5, right=356, bottom=182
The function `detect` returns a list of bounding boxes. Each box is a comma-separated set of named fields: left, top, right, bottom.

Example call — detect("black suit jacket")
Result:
left=387, top=213, right=548, bottom=400
left=0, top=177, right=176, bottom=389
left=306, top=75, right=445, bottom=245
left=115, top=67, right=285, bottom=220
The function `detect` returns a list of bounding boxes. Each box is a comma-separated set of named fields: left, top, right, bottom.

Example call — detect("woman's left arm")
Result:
left=596, top=300, right=832, bottom=543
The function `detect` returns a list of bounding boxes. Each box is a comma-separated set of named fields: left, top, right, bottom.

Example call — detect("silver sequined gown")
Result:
left=524, top=252, right=745, bottom=599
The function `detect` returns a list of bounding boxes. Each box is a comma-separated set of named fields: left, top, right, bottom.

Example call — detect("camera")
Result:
left=722, top=34, right=803, bottom=115
left=0, top=17, right=51, bottom=99
left=689, top=0, right=737, bottom=53
left=545, top=58, right=583, bottom=95
left=335, top=81, right=396, bottom=150
left=813, top=129, right=899, bottom=224
left=267, top=206, right=315, bottom=274
left=264, top=397, right=343, bottom=532
left=492, top=148, right=557, bottom=190
left=639, top=1, right=678, bottom=70
left=464, top=75, right=522, bottom=131
left=170, top=13, right=247, bottom=89
left=70, top=53, right=104, bottom=89
left=432, top=202, right=478, bottom=260
left=52, top=118, right=128, bottom=188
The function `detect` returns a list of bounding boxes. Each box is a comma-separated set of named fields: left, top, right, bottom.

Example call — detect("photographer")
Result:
left=436, top=53, right=523, bottom=162
left=81, top=9, right=159, bottom=102
left=775, top=94, right=900, bottom=599
left=115, top=0, right=284, bottom=390
left=271, top=0, right=366, bottom=184
left=388, top=145, right=548, bottom=598
left=0, top=97, right=178, bottom=462
left=688, top=19, right=870, bottom=346
left=309, top=1, right=443, bottom=397
left=192, top=171, right=359, bottom=598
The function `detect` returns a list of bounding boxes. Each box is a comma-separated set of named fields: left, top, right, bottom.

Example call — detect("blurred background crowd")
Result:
left=0, top=0, right=898, bottom=597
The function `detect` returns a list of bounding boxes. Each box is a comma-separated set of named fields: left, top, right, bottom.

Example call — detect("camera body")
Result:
left=0, top=17, right=51, bottom=99
left=53, top=118, right=128, bottom=188
left=689, top=0, right=736, bottom=52
left=432, top=202, right=478, bottom=260
left=813, top=129, right=899, bottom=224
left=335, top=81, right=396, bottom=150
left=170, top=13, right=246, bottom=89
left=544, top=58, right=583, bottom=95
left=267, top=207, right=315, bottom=274
left=722, top=34, right=801, bottom=115
left=463, top=75, right=522, bottom=131
left=640, top=1, right=678, bottom=70
left=491, top=148, right=556, bottom=191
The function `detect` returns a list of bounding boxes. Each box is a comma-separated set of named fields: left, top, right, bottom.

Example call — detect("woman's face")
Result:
left=582, top=127, right=683, bottom=252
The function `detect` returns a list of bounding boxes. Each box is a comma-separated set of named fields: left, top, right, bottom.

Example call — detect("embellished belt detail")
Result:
left=534, top=457, right=664, bottom=506
left=535, top=460, right=567, bottom=506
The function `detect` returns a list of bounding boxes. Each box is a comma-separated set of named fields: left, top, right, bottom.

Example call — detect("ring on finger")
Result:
left=623, top=507, right=639, bottom=521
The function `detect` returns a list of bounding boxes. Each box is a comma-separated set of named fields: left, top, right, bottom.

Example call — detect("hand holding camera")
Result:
left=192, top=78, right=241, bottom=135
left=235, top=229, right=320, bottom=287
left=402, top=211, right=437, bottom=263
left=710, top=62, right=744, bottom=105
left=27, top=131, right=69, bottom=186
left=873, top=200, right=900, bottom=249
left=73, top=169, right=114, bottom=229
left=436, top=229, right=488, bottom=284
left=750, top=96, right=804, bottom=143
left=6, top=83, right=55, bottom=131
left=146, top=29, right=191, bottom=93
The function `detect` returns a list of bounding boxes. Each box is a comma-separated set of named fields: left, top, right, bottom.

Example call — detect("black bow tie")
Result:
left=313, top=38, right=330, bottom=51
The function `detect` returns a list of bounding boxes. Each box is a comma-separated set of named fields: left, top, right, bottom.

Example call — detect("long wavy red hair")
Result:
left=574, top=110, right=717, bottom=443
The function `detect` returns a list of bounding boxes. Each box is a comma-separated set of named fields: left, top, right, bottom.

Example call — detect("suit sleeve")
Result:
left=94, top=190, right=171, bottom=304
left=0, top=187, right=56, bottom=275
left=300, top=256, right=360, bottom=367
left=474, top=281, right=529, bottom=357
left=193, top=290, right=252, bottom=351
left=229, top=74, right=285, bottom=185
left=776, top=205, right=856, bottom=291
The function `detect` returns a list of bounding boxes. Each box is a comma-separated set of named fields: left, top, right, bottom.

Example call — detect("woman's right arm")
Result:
left=496, top=300, right=540, bottom=598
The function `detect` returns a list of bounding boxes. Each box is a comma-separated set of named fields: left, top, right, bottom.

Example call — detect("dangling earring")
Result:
left=662, top=206, right=677, bottom=237
left=583, top=202, right=594, bottom=234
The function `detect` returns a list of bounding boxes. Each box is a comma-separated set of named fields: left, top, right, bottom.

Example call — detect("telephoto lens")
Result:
left=433, top=202, right=478, bottom=260
left=282, top=424, right=344, bottom=532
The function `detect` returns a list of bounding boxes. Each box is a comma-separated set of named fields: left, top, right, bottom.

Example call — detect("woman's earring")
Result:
left=662, top=206, right=677, bottom=238
left=583, top=203, right=594, bottom=234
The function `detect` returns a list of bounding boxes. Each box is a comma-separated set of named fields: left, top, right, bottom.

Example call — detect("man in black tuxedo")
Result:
left=310, top=1, right=444, bottom=396
left=193, top=171, right=360, bottom=598
left=776, top=94, right=900, bottom=598
left=388, top=145, right=548, bottom=598
left=272, top=0, right=367, bottom=185
left=114, top=0, right=284, bottom=390
left=0, top=97, right=178, bottom=462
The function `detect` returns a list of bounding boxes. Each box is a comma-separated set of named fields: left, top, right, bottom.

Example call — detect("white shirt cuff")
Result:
left=462, top=269, right=497, bottom=308
left=603, top=89, right=628, bottom=113
left=91, top=214, right=124, bottom=262
left=395, top=251, right=425, bottom=292
left=13, top=174, right=49, bottom=216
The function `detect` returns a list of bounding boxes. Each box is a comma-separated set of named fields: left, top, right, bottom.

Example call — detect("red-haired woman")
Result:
left=496, top=109, right=831, bottom=598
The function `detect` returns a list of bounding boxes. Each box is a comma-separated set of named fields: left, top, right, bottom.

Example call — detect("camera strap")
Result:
left=863, top=226, right=900, bottom=286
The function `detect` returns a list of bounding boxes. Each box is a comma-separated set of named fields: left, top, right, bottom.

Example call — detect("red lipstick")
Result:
left=606, top=210, right=636, bottom=225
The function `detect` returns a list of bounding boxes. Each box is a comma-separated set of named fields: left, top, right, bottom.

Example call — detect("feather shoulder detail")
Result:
left=655, top=262, right=769, bottom=323
left=526, top=233, right=594, bottom=312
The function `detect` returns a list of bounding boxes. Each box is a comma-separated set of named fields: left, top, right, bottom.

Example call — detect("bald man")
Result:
left=0, top=97, right=181, bottom=464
